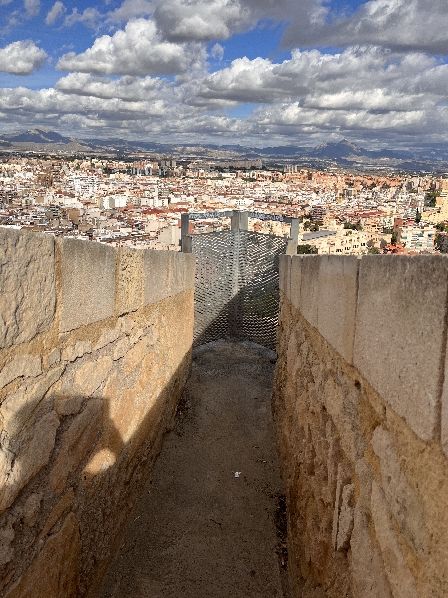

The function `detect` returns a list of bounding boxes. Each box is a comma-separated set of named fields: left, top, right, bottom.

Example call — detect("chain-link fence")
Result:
left=190, top=227, right=289, bottom=349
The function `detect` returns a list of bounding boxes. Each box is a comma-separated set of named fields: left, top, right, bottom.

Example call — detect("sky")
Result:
left=0, top=0, right=448, bottom=147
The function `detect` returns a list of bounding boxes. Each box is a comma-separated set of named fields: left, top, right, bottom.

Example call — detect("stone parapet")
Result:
left=0, top=229, right=195, bottom=597
left=275, top=254, right=448, bottom=598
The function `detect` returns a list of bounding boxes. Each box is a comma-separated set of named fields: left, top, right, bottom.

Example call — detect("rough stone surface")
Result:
left=22, top=492, right=42, bottom=527
left=0, top=517, right=15, bottom=566
left=336, top=483, right=354, bottom=551
left=62, top=341, right=92, bottom=363
left=349, top=507, right=392, bottom=598
left=0, top=228, right=55, bottom=348
left=60, top=238, right=116, bottom=332
left=354, top=255, right=448, bottom=441
left=372, top=426, right=427, bottom=555
left=371, top=481, right=418, bottom=598
left=279, top=254, right=291, bottom=295
left=299, top=256, right=320, bottom=328
left=0, top=230, right=195, bottom=597
left=143, top=250, right=195, bottom=306
left=317, top=256, right=358, bottom=364
left=0, top=355, right=42, bottom=389
left=0, top=410, right=60, bottom=512
left=5, top=513, right=80, bottom=598
left=116, top=247, right=143, bottom=316
left=290, top=255, right=302, bottom=309
left=274, top=294, right=448, bottom=598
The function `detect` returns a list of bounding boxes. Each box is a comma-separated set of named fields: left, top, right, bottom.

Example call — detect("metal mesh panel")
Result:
left=192, top=230, right=288, bottom=348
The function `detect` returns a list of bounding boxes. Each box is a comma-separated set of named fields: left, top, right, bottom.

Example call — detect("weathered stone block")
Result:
left=372, top=426, right=427, bottom=554
left=0, top=228, right=55, bottom=348
left=336, top=483, right=355, bottom=550
left=300, top=256, right=320, bottom=328
left=371, top=481, right=418, bottom=598
left=60, top=238, right=116, bottom=332
left=116, top=247, right=143, bottom=316
left=317, top=256, right=358, bottom=363
left=279, top=255, right=291, bottom=296
left=354, top=256, right=448, bottom=441
left=0, top=354, right=42, bottom=390
left=5, top=513, right=80, bottom=598
left=0, top=410, right=60, bottom=512
left=290, top=256, right=302, bottom=309
left=143, top=250, right=194, bottom=306
left=61, top=340, right=92, bottom=363
left=349, top=507, right=392, bottom=598
left=50, top=399, right=102, bottom=494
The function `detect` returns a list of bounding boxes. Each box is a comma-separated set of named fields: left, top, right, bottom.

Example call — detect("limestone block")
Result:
left=41, top=488, right=75, bottom=537
left=50, top=399, right=102, bottom=494
left=354, top=256, right=448, bottom=441
left=336, top=483, right=355, bottom=550
left=0, top=410, right=60, bottom=512
left=143, top=250, right=195, bottom=306
left=371, top=481, right=418, bottom=598
left=47, top=348, right=61, bottom=367
left=1, top=366, right=64, bottom=434
left=116, top=247, right=143, bottom=316
left=290, top=256, right=302, bottom=309
left=279, top=255, right=291, bottom=296
left=317, top=256, right=359, bottom=364
left=0, top=228, right=55, bottom=348
left=94, top=325, right=123, bottom=351
left=72, top=356, right=113, bottom=396
left=22, top=492, right=42, bottom=527
left=5, top=512, right=80, bottom=598
left=60, top=238, right=116, bottom=332
left=62, top=340, right=92, bottom=363
left=0, top=354, right=42, bottom=390
left=440, top=344, right=448, bottom=457
left=349, top=507, right=392, bottom=598
left=332, top=464, right=350, bottom=549
left=0, top=517, right=15, bottom=566
left=300, top=257, right=320, bottom=328
left=372, top=426, right=427, bottom=554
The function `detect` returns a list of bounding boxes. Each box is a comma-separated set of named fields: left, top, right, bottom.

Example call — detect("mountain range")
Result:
left=1, top=129, right=448, bottom=172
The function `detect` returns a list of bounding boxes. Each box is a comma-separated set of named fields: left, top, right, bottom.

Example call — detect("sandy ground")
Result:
left=99, top=341, right=287, bottom=598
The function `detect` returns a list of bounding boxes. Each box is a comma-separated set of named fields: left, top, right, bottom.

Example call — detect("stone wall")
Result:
left=274, top=254, right=448, bottom=597
left=0, top=228, right=195, bottom=597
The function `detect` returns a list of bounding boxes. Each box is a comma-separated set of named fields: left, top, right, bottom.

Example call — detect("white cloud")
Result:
left=24, top=0, right=40, bottom=17
left=284, top=0, right=448, bottom=54
left=0, top=40, right=47, bottom=74
left=210, top=43, right=224, bottom=61
left=45, top=1, right=65, bottom=26
left=107, top=0, right=153, bottom=23
left=57, top=19, right=200, bottom=76
left=63, top=7, right=101, bottom=29
left=56, top=72, right=167, bottom=102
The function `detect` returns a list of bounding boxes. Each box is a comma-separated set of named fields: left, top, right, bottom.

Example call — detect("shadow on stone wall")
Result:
left=1, top=346, right=192, bottom=598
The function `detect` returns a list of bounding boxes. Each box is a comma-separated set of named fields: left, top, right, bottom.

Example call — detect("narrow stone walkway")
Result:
left=99, top=341, right=287, bottom=598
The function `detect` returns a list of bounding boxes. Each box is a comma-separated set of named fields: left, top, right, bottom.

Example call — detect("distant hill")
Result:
left=3, top=129, right=76, bottom=144
left=2, top=128, right=448, bottom=172
left=310, top=139, right=365, bottom=159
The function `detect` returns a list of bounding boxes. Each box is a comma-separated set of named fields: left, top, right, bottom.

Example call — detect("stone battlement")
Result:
left=0, top=228, right=195, bottom=596
left=275, top=254, right=448, bottom=596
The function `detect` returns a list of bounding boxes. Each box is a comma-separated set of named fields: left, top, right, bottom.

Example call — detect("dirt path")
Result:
left=99, top=341, right=287, bottom=598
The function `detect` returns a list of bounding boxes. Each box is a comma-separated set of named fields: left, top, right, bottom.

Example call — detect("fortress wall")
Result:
left=0, top=228, right=195, bottom=597
left=274, top=254, right=448, bottom=598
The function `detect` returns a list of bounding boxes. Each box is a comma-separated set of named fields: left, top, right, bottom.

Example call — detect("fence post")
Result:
left=181, top=213, right=192, bottom=253
left=286, top=218, right=299, bottom=255
left=229, top=211, right=248, bottom=339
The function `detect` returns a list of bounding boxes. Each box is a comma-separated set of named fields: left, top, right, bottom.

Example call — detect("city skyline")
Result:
left=1, top=0, right=448, bottom=147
